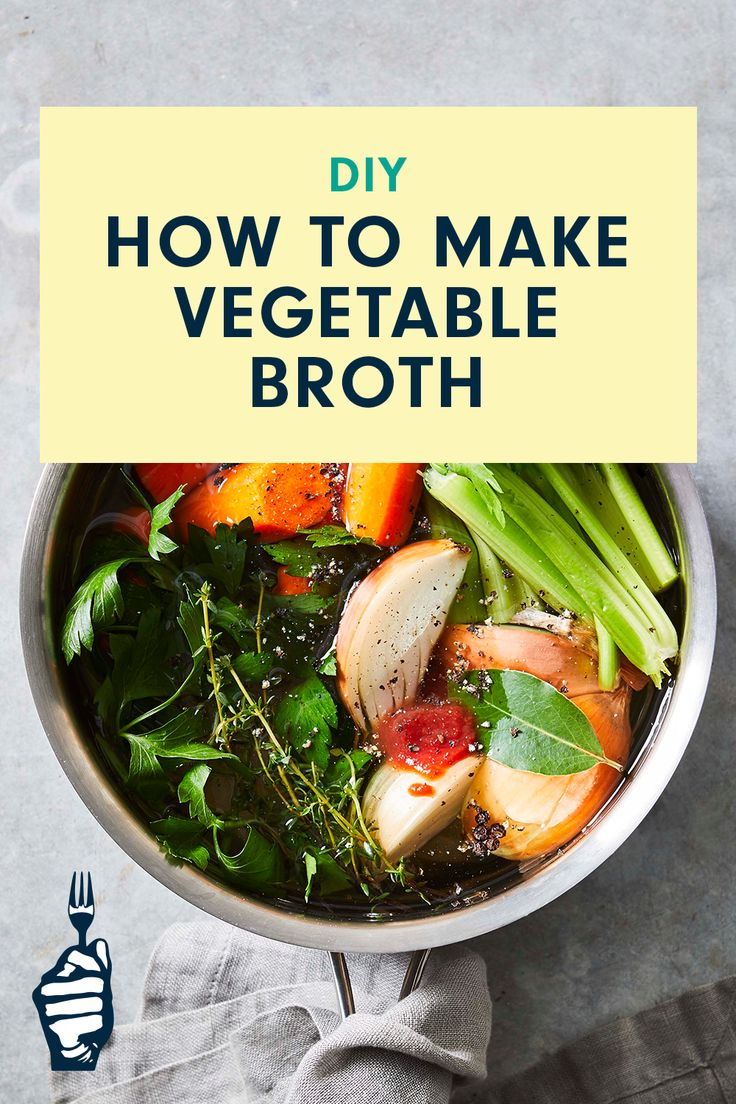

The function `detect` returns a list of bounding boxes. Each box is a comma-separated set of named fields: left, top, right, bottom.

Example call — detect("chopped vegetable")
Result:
left=425, top=464, right=678, bottom=686
left=436, top=623, right=603, bottom=697
left=273, top=565, right=312, bottom=596
left=173, top=463, right=334, bottom=541
left=362, top=755, right=482, bottom=863
left=423, top=493, right=486, bottom=623
left=538, top=463, right=678, bottom=659
left=598, top=463, right=678, bottom=592
left=343, top=463, right=423, bottom=546
left=463, top=686, right=631, bottom=859
left=135, top=463, right=218, bottom=502
left=424, top=466, right=589, bottom=616
left=335, top=539, right=470, bottom=732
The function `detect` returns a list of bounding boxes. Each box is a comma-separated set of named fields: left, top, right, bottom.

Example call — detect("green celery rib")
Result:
left=564, top=464, right=666, bottom=594
left=424, top=467, right=592, bottom=622
left=522, top=463, right=622, bottom=690
left=594, top=614, right=619, bottom=691
left=598, top=464, right=678, bottom=592
left=423, top=493, right=486, bottom=624
left=538, top=464, right=678, bottom=659
left=474, top=534, right=524, bottom=623
left=514, top=464, right=580, bottom=531
left=484, top=464, right=669, bottom=684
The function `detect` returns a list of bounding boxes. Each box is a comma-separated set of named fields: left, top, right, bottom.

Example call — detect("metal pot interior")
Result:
left=21, top=464, right=715, bottom=952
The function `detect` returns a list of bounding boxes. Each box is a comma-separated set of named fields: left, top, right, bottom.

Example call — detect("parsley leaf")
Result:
left=211, top=597, right=254, bottom=649
left=111, top=608, right=175, bottom=706
left=299, top=525, right=375, bottom=548
left=192, top=522, right=251, bottom=595
left=232, top=651, right=274, bottom=682
left=318, top=651, right=337, bottom=676
left=314, top=852, right=352, bottom=896
left=213, top=826, right=284, bottom=888
left=152, top=817, right=210, bottom=870
left=263, top=539, right=320, bottom=577
left=122, top=710, right=235, bottom=781
left=178, top=764, right=222, bottom=829
left=176, top=600, right=207, bottom=691
left=269, top=593, right=334, bottom=614
left=275, top=673, right=337, bottom=771
left=62, top=557, right=138, bottom=662
left=324, top=749, right=373, bottom=792
left=147, top=486, right=185, bottom=560
left=304, top=852, right=318, bottom=901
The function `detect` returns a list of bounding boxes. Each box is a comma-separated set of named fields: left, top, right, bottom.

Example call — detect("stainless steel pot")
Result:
left=20, top=465, right=717, bottom=966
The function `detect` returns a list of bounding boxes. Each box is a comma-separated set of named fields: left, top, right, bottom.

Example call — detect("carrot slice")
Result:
left=273, top=566, right=312, bottom=596
left=173, top=463, right=333, bottom=541
left=135, top=464, right=219, bottom=502
left=342, top=463, right=423, bottom=546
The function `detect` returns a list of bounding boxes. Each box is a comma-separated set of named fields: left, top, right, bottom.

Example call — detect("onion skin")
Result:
left=336, top=539, right=470, bottom=732
left=462, top=682, right=632, bottom=861
left=436, top=623, right=602, bottom=698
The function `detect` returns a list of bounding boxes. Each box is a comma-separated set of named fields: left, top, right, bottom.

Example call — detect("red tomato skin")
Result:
left=376, top=702, right=478, bottom=778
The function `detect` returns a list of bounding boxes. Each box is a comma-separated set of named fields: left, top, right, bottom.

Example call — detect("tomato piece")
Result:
left=376, top=701, right=478, bottom=778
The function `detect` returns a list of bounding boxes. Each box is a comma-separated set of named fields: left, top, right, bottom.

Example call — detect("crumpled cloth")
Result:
left=492, top=973, right=736, bottom=1104
left=50, top=920, right=492, bottom=1104
left=50, top=919, right=736, bottom=1104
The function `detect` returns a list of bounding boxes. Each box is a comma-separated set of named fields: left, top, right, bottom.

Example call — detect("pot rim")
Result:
left=20, top=464, right=717, bottom=952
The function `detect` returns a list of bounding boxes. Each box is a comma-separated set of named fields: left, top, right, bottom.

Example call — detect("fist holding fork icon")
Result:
left=32, top=872, right=114, bottom=1070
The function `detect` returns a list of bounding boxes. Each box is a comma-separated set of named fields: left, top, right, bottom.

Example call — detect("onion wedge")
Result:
left=336, top=539, right=470, bottom=732
left=363, top=757, right=482, bottom=863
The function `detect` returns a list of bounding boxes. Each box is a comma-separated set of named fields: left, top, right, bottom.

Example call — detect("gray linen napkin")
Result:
left=492, top=974, right=736, bottom=1104
left=50, top=920, right=492, bottom=1104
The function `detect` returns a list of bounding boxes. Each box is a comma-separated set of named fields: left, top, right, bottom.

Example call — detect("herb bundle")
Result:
left=62, top=479, right=415, bottom=903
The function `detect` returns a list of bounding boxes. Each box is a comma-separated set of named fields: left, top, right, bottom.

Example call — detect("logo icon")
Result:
left=32, top=872, right=114, bottom=1071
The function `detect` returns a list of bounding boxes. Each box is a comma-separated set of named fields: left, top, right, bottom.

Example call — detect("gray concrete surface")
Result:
left=1, top=1, right=734, bottom=1099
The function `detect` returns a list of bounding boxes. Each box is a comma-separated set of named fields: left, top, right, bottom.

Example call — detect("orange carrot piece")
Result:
left=273, top=566, right=312, bottom=596
left=342, top=464, right=423, bottom=546
left=174, top=463, right=333, bottom=542
left=135, top=464, right=219, bottom=503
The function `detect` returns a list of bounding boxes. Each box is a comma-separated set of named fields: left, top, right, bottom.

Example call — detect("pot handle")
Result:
left=329, top=948, right=431, bottom=1018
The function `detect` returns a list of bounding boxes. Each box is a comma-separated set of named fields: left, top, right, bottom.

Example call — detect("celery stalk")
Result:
left=594, top=614, right=619, bottom=691
left=538, top=463, right=678, bottom=659
left=483, top=464, right=671, bottom=684
left=424, top=467, right=592, bottom=621
left=598, top=464, right=678, bottom=592
left=563, top=464, right=667, bottom=594
left=475, top=534, right=521, bottom=623
left=423, top=494, right=486, bottom=624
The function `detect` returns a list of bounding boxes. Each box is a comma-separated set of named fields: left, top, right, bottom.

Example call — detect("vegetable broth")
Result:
left=61, top=463, right=681, bottom=921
